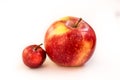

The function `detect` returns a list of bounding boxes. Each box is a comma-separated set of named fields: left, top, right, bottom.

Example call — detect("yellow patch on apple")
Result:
left=48, top=22, right=70, bottom=38
left=74, top=40, right=93, bottom=66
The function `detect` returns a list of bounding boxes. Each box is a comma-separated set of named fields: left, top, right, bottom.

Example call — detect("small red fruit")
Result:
left=44, top=16, right=96, bottom=66
left=22, top=44, right=46, bottom=68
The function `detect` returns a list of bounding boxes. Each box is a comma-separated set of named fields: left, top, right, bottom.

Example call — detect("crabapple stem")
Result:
left=73, top=18, right=82, bottom=28
left=34, top=43, right=43, bottom=51
left=39, top=43, right=43, bottom=46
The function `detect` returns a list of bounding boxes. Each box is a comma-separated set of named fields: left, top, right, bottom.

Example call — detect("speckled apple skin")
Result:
left=44, top=16, right=96, bottom=66
left=22, top=45, right=46, bottom=68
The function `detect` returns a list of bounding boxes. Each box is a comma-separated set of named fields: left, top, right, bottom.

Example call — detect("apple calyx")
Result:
left=34, top=43, right=43, bottom=51
left=73, top=18, right=82, bottom=28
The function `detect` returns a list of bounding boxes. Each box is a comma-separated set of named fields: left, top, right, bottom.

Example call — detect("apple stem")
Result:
left=34, top=43, right=43, bottom=51
left=73, top=18, right=82, bottom=28
left=39, top=43, right=43, bottom=46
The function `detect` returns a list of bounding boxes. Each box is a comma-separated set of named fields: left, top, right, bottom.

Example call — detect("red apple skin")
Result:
left=22, top=44, right=46, bottom=68
left=44, top=16, right=96, bottom=67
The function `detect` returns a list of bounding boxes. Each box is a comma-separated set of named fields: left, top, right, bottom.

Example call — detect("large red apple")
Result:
left=44, top=16, right=96, bottom=66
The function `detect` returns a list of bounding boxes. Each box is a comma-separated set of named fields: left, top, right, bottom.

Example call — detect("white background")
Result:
left=0, top=0, right=120, bottom=80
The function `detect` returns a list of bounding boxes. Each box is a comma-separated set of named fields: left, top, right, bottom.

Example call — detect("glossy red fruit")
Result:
left=44, top=16, right=96, bottom=67
left=22, top=44, right=46, bottom=68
